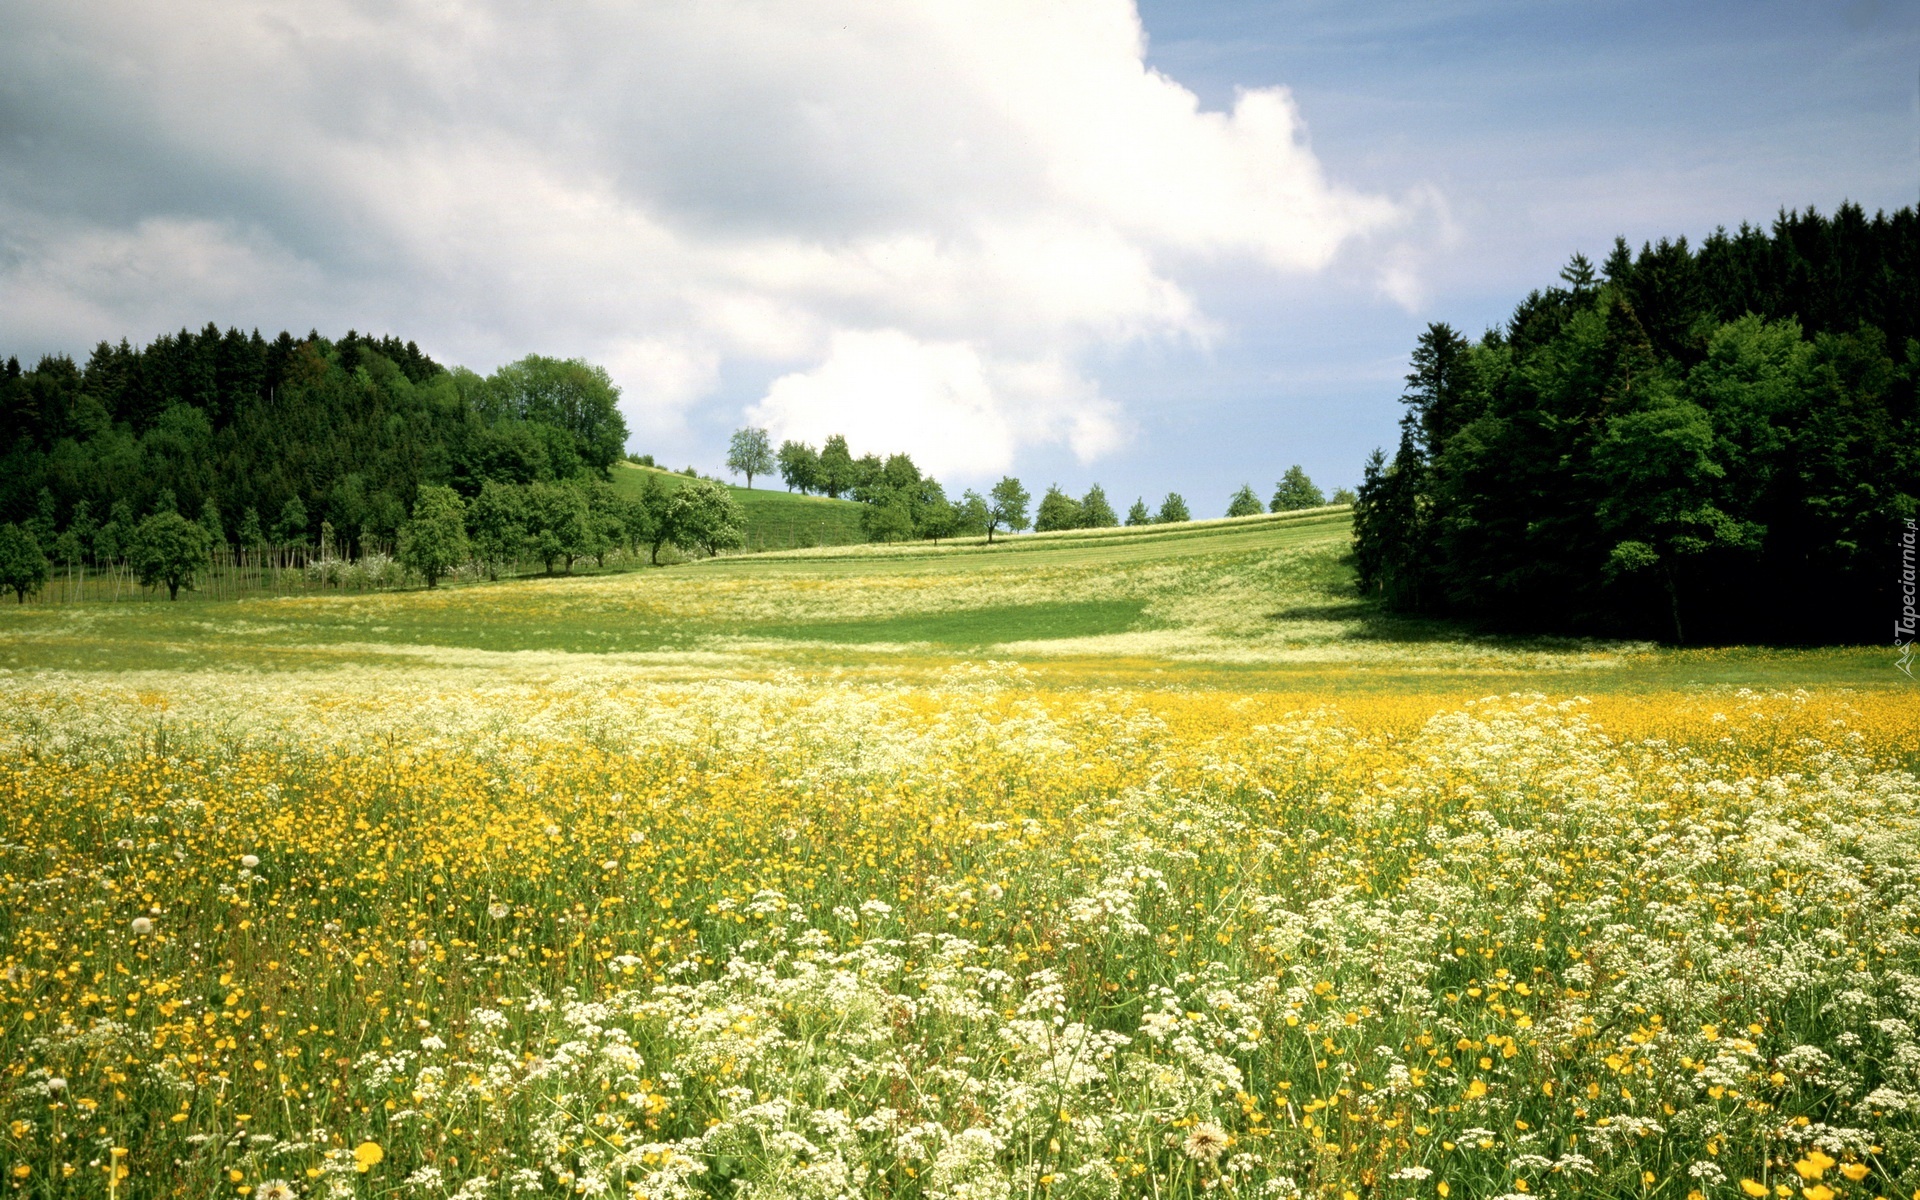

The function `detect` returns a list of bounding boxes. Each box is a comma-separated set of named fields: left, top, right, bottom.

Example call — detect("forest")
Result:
left=1353, top=201, right=1919, bottom=643
left=0, top=327, right=628, bottom=556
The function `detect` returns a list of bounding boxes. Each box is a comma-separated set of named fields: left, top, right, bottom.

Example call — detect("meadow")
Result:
left=0, top=511, right=1915, bottom=1200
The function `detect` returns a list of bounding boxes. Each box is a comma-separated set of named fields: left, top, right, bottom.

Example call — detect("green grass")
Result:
left=757, top=598, right=1159, bottom=647
left=611, top=462, right=869, bottom=551
left=0, top=505, right=1905, bottom=694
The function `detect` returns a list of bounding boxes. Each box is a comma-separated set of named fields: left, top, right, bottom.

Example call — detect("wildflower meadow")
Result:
left=1, top=517, right=1915, bottom=1199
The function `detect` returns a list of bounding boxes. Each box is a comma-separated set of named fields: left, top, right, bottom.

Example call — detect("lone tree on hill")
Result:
left=727, top=427, right=775, bottom=489
left=0, top=523, right=49, bottom=603
left=397, top=485, right=469, bottom=588
left=1226, top=485, right=1263, bottom=517
left=986, top=476, right=1030, bottom=543
left=1155, top=493, right=1190, bottom=524
left=130, top=510, right=211, bottom=600
left=1271, top=465, right=1326, bottom=511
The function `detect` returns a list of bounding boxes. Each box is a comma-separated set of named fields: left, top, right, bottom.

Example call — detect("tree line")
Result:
left=0, top=468, right=750, bottom=602
left=1353, top=202, right=1919, bottom=643
left=733, top=427, right=1346, bottom=545
left=0, top=325, right=658, bottom=599
left=0, top=325, right=630, bottom=554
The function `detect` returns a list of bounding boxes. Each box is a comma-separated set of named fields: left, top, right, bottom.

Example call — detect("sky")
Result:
left=1, top=0, right=1915, bottom=510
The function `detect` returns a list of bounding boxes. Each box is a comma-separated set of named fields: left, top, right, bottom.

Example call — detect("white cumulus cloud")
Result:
left=0, top=0, right=1417, bottom=478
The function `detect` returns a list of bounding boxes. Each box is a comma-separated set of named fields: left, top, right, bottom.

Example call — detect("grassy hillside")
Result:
left=0, top=504, right=1897, bottom=693
left=610, top=461, right=868, bottom=552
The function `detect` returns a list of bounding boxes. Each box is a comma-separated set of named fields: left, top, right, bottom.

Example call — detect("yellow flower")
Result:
left=1795, top=1151, right=1835, bottom=1180
left=1465, top=1079, right=1487, bottom=1099
left=353, top=1142, right=384, bottom=1172
left=1437, top=1185, right=1449, bottom=1198
left=1801, top=1186, right=1833, bottom=1200
left=1741, top=1182, right=1769, bottom=1198
left=1838, top=1165, right=1868, bottom=1183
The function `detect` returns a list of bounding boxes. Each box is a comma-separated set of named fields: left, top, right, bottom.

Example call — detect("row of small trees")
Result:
left=0, top=507, right=220, bottom=602
left=726, top=426, right=1347, bottom=544
left=0, top=474, right=749, bottom=602
left=390, top=475, right=746, bottom=587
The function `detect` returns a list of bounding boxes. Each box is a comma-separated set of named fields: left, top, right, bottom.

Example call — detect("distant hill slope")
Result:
left=610, top=462, right=868, bottom=552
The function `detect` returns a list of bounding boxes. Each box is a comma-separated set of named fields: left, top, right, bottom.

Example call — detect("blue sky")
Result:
left=1, top=0, right=1914, bottom=510
left=1067, top=0, right=1920, bottom=504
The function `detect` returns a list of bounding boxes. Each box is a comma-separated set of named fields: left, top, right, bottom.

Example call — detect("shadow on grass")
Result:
left=1265, top=597, right=1626, bottom=653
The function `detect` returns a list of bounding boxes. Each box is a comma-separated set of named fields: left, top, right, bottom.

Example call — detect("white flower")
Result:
left=240, top=854, right=260, bottom=869
left=257, top=1181, right=297, bottom=1200
left=45, top=1077, right=65, bottom=1093
left=130, top=917, right=154, bottom=935
left=488, top=903, right=510, bottom=920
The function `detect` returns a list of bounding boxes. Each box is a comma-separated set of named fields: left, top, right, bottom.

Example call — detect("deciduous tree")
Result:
left=130, top=510, right=211, bottom=600
left=1034, top=485, right=1082, bottom=532
left=0, top=523, right=48, bottom=603
left=397, top=485, right=468, bottom=587
left=726, top=427, right=775, bottom=489
left=986, top=477, right=1030, bottom=543
left=1270, top=466, right=1325, bottom=511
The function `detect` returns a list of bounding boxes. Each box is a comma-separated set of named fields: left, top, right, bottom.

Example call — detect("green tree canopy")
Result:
left=522, top=481, right=592, bottom=575
left=726, top=427, right=775, bottom=489
left=1225, top=484, right=1263, bottom=518
left=1155, top=493, right=1190, bottom=524
left=468, top=482, right=527, bottom=580
left=1352, top=204, right=1920, bottom=641
left=776, top=440, right=820, bottom=493
left=130, top=510, right=211, bottom=600
left=953, top=490, right=991, bottom=538
left=1270, top=466, right=1326, bottom=511
left=1079, top=484, right=1117, bottom=528
left=665, top=480, right=745, bottom=558
left=1034, top=485, right=1082, bottom=532
left=486, top=355, right=628, bottom=477
left=1125, top=498, right=1151, bottom=526
left=397, top=485, right=469, bottom=588
left=986, top=477, right=1030, bottom=543
left=273, top=497, right=309, bottom=548
left=0, top=522, right=48, bottom=602
left=817, top=435, right=857, bottom=499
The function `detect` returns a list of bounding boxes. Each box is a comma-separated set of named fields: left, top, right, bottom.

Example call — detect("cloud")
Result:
left=0, top=0, right=1413, bottom=476
left=748, top=330, right=1123, bottom=480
